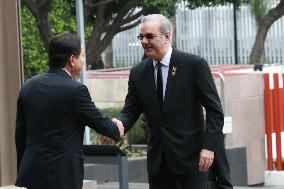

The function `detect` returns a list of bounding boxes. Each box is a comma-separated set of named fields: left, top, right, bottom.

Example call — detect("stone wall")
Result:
left=86, top=78, right=128, bottom=108
left=224, top=74, right=266, bottom=185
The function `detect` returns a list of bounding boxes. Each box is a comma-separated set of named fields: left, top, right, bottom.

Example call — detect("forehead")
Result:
left=139, top=20, right=161, bottom=34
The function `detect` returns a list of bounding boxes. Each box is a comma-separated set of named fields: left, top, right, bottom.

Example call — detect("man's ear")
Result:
left=165, top=32, right=171, bottom=41
left=68, top=55, right=75, bottom=67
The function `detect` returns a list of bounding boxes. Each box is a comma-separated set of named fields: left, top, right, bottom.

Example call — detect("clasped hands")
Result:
left=112, top=118, right=124, bottom=138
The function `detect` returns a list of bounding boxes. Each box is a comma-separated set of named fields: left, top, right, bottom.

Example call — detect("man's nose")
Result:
left=141, top=37, right=148, bottom=44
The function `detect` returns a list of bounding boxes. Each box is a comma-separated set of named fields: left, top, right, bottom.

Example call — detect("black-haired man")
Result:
left=15, top=33, right=124, bottom=189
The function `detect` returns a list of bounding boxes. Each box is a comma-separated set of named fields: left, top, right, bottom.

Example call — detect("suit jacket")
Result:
left=15, top=68, right=120, bottom=189
left=203, top=120, right=233, bottom=189
left=212, top=138, right=233, bottom=189
left=118, top=48, right=225, bottom=176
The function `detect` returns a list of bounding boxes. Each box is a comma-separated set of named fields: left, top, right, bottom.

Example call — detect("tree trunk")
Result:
left=104, top=44, right=113, bottom=68
left=86, top=32, right=116, bottom=69
left=36, top=11, right=53, bottom=49
left=23, top=0, right=52, bottom=50
left=250, top=0, right=284, bottom=64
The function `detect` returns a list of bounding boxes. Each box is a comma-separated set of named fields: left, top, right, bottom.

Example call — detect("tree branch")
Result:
left=119, top=19, right=141, bottom=32
left=23, top=0, right=39, bottom=17
left=111, top=0, right=137, bottom=25
left=91, top=0, right=115, bottom=7
left=250, top=0, right=284, bottom=64
left=85, top=0, right=139, bottom=66
left=121, top=10, right=143, bottom=26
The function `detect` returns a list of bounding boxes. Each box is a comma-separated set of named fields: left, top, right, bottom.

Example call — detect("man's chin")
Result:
left=145, top=51, right=152, bottom=57
left=145, top=52, right=157, bottom=60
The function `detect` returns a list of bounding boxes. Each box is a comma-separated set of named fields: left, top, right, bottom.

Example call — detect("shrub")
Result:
left=90, top=107, right=147, bottom=145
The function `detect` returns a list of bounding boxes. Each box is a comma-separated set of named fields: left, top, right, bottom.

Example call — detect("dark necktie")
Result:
left=156, top=62, right=163, bottom=111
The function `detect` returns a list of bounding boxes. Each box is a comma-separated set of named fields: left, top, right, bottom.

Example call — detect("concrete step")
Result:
left=83, top=180, right=97, bottom=189
left=96, top=182, right=284, bottom=189
left=97, top=182, right=148, bottom=189
left=0, top=186, right=26, bottom=189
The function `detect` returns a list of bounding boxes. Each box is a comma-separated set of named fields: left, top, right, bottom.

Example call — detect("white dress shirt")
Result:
left=153, top=46, right=173, bottom=99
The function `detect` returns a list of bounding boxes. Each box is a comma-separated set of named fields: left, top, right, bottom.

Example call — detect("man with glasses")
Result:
left=115, top=14, right=232, bottom=189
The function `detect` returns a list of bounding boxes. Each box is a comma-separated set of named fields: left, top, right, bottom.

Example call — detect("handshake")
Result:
left=112, top=118, right=124, bottom=138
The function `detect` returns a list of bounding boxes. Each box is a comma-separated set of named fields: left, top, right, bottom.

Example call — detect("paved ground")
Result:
left=97, top=182, right=284, bottom=189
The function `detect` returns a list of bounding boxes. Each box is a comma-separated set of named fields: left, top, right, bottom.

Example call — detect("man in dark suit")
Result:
left=203, top=110, right=233, bottom=189
left=115, top=14, right=232, bottom=189
left=15, top=33, right=124, bottom=189
left=212, top=140, right=233, bottom=189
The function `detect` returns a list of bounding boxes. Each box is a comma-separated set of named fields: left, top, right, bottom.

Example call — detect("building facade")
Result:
left=0, top=0, right=22, bottom=186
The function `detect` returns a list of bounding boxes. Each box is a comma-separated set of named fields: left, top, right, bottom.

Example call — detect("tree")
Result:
left=21, top=0, right=77, bottom=79
left=250, top=0, right=284, bottom=64
left=22, top=0, right=178, bottom=70
left=249, top=0, right=268, bottom=64
left=22, top=0, right=52, bottom=50
left=184, top=0, right=284, bottom=65
left=21, top=3, right=48, bottom=79
left=23, top=0, right=281, bottom=78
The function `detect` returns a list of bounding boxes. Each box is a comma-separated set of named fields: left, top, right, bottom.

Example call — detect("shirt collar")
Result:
left=153, top=46, right=173, bottom=68
left=61, top=68, right=71, bottom=77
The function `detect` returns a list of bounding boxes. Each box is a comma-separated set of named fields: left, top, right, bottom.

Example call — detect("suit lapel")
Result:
left=143, top=59, right=160, bottom=113
left=162, top=49, right=179, bottom=117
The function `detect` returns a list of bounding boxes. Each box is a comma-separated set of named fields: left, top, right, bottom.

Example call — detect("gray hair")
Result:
left=141, top=14, right=172, bottom=34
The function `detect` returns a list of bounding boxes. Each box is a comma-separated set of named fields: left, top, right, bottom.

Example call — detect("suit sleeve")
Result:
left=73, top=84, right=120, bottom=141
left=15, top=89, right=27, bottom=172
left=118, top=68, right=142, bottom=133
left=194, top=58, right=224, bottom=152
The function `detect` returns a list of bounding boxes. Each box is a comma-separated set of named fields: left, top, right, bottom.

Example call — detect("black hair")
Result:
left=48, top=33, right=81, bottom=68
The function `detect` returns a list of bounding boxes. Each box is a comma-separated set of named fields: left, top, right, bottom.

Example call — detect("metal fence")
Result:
left=112, top=0, right=284, bottom=67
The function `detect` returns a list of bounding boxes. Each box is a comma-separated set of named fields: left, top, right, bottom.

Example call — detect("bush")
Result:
left=90, top=107, right=147, bottom=145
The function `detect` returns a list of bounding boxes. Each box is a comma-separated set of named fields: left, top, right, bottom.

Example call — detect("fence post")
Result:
left=264, top=74, right=273, bottom=170
left=273, top=74, right=283, bottom=170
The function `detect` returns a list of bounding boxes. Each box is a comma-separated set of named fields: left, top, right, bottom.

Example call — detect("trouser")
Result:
left=148, top=154, right=209, bottom=189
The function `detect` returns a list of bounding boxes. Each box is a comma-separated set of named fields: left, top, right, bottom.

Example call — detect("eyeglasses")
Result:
left=137, top=33, right=162, bottom=40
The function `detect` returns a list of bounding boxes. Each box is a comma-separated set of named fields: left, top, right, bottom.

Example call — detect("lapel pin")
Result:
left=172, top=66, right=177, bottom=76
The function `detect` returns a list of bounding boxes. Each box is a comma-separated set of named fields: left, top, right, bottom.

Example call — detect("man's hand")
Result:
left=199, top=149, right=214, bottom=172
left=112, top=118, right=124, bottom=138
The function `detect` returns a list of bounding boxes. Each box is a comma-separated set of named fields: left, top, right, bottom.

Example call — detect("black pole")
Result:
left=233, top=3, right=239, bottom=65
